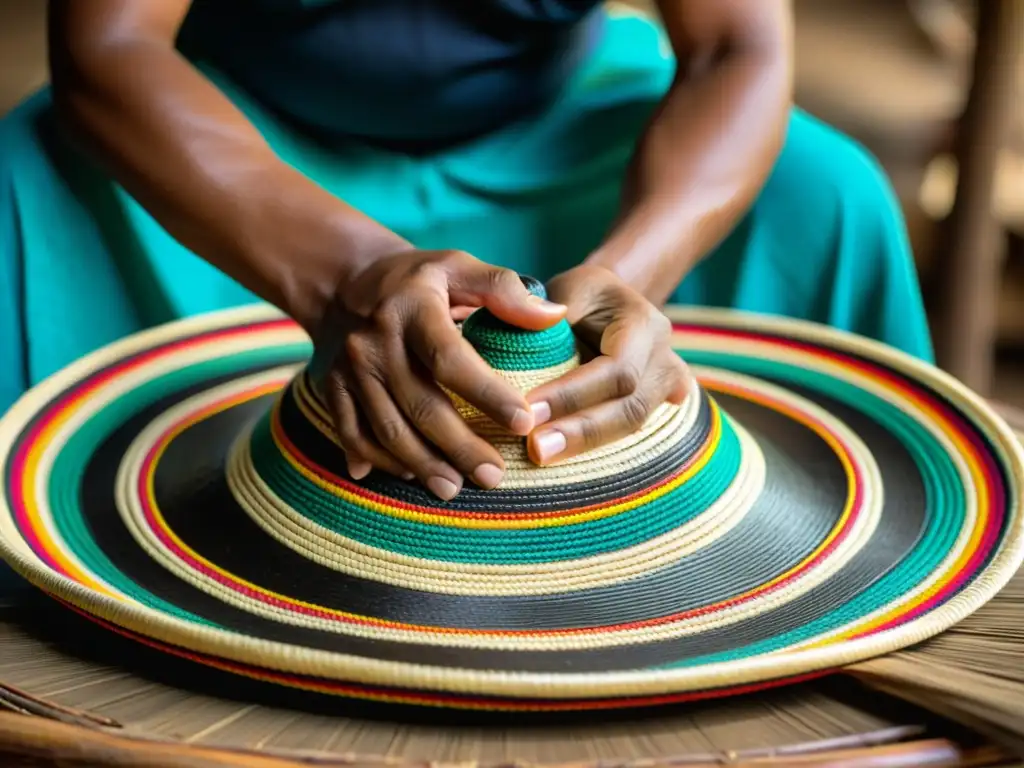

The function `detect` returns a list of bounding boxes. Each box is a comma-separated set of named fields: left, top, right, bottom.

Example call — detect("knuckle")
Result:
left=327, top=385, right=362, bottom=447
left=656, top=352, right=689, bottom=387
left=622, top=392, right=651, bottom=431
left=437, top=250, right=473, bottom=272
left=442, top=249, right=473, bottom=263
left=488, top=267, right=520, bottom=293
left=372, top=299, right=405, bottom=333
left=630, top=300, right=667, bottom=330
left=444, top=440, right=482, bottom=469
left=668, top=357, right=690, bottom=386
left=407, top=394, right=442, bottom=428
left=344, top=334, right=372, bottom=369
left=579, top=414, right=604, bottom=449
left=649, top=310, right=672, bottom=337
left=327, top=378, right=352, bottom=411
left=408, top=259, right=445, bottom=285
left=613, top=361, right=643, bottom=397
left=326, top=367, right=349, bottom=394
left=554, top=385, right=583, bottom=416
left=376, top=417, right=406, bottom=448
left=676, top=358, right=692, bottom=382
left=429, top=345, right=466, bottom=384
left=334, top=418, right=362, bottom=449
left=422, top=336, right=454, bottom=376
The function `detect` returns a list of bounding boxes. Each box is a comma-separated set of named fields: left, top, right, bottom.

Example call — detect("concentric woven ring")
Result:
left=0, top=298, right=1021, bottom=711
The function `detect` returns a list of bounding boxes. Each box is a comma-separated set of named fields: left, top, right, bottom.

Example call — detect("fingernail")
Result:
left=427, top=476, right=460, bottom=501
left=472, top=463, right=503, bottom=490
left=530, top=401, right=551, bottom=426
left=534, top=430, right=567, bottom=463
left=509, top=408, right=532, bottom=436
left=401, top=471, right=415, bottom=481
left=347, top=459, right=372, bottom=480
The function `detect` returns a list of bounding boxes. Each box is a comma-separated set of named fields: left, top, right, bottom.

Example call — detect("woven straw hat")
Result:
left=1, top=276, right=1022, bottom=712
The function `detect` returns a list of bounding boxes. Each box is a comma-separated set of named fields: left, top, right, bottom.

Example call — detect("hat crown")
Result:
left=459, top=275, right=579, bottom=391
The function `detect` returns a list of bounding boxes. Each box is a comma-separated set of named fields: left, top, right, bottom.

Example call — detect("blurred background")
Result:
left=2, top=0, right=1022, bottom=403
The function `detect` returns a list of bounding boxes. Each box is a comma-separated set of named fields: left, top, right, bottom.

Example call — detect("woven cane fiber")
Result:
left=1, top=278, right=1024, bottom=765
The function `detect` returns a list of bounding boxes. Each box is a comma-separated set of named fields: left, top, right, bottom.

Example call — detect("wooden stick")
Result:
left=0, top=681, right=120, bottom=728
left=0, top=712, right=370, bottom=768
left=0, top=712, right=1000, bottom=768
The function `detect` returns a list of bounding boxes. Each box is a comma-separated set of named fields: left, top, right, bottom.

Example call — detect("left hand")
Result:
left=525, top=265, right=692, bottom=465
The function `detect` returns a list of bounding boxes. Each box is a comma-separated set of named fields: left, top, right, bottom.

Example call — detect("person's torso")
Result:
left=177, top=0, right=605, bottom=151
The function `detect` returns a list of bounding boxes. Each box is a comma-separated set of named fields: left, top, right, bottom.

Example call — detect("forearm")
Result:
left=49, top=27, right=404, bottom=332
left=588, top=18, right=792, bottom=305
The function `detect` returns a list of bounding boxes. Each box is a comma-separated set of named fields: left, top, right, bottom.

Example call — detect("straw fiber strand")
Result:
left=848, top=408, right=1024, bottom=756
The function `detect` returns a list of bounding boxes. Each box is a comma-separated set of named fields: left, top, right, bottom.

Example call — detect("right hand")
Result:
left=310, top=249, right=566, bottom=500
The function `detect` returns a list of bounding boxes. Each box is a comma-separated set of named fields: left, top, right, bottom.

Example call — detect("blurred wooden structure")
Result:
left=795, top=0, right=1023, bottom=395
left=931, top=0, right=1024, bottom=394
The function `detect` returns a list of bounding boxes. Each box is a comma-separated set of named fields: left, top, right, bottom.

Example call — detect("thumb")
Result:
left=453, top=269, right=566, bottom=331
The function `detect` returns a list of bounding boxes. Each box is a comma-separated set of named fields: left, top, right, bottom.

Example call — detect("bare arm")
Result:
left=49, top=1, right=568, bottom=496
left=532, top=2, right=791, bottom=462
left=48, top=0, right=406, bottom=332
left=586, top=0, right=793, bottom=304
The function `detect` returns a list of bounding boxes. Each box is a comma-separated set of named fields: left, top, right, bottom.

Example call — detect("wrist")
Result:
left=586, top=204, right=698, bottom=304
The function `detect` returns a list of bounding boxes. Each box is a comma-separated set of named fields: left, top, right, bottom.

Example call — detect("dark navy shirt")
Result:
left=177, top=0, right=605, bottom=151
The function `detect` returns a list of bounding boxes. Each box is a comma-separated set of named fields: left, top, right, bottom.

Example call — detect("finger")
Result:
left=345, top=454, right=374, bottom=482
left=666, top=354, right=693, bottom=405
left=527, top=362, right=681, bottom=465
left=355, top=371, right=465, bottom=501
left=325, top=371, right=413, bottom=480
left=526, top=317, right=656, bottom=425
left=449, top=267, right=566, bottom=331
left=387, top=362, right=508, bottom=490
left=406, top=298, right=534, bottom=435
left=527, top=395, right=651, bottom=466
left=525, top=356, right=646, bottom=427
left=450, top=305, right=477, bottom=322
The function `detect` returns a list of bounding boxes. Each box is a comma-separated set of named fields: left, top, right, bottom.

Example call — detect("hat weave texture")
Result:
left=0, top=279, right=1021, bottom=710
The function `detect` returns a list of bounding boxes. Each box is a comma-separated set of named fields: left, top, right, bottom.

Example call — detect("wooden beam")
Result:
left=933, top=0, right=1024, bottom=393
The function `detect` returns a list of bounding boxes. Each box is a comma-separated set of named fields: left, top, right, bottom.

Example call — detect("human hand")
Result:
left=524, top=265, right=691, bottom=465
left=311, top=250, right=566, bottom=499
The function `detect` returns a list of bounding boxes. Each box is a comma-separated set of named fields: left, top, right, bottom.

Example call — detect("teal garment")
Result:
left=0, top=9, right=933, bottom=416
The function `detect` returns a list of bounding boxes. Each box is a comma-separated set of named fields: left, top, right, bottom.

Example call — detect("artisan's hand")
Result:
left=312, top=250, right=566, bottom=499
left=525, top=265, right=691, bottom=465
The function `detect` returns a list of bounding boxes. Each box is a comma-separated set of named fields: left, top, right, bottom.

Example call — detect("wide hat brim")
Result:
left=1, top=304, right=1022, bottom=711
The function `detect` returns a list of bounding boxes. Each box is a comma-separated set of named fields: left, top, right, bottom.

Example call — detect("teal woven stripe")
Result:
left=660, top=350, right=970, bottom=667
left=249, top=413, right=742, bottom=564
left=46, top=345, right=309, bottom=625
left=459, top=275, right=578, bottom=370
left=461, top=313, right=578, bottom=371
